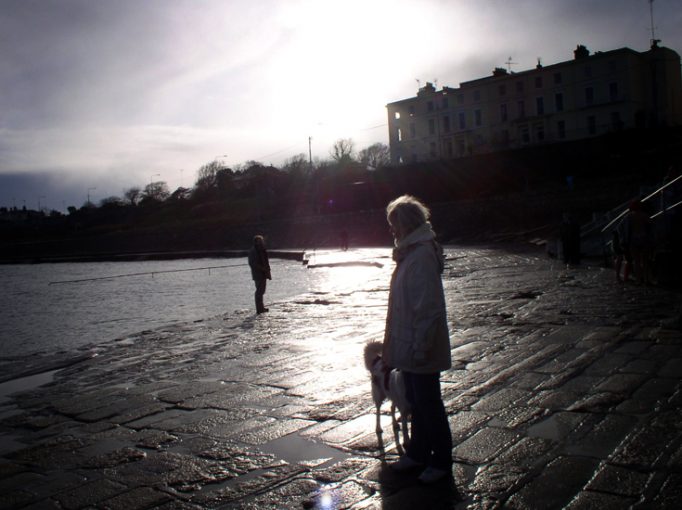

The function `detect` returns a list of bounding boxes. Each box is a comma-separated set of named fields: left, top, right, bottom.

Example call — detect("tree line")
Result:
left=0, top=140, right=393, bottom=235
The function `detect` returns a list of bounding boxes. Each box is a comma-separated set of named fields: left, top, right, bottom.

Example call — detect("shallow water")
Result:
left=0, top=248, right=394, bottom=357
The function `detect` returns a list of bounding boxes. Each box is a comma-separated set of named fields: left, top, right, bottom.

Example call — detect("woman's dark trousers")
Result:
left=403, top=371, right=453, bottom=471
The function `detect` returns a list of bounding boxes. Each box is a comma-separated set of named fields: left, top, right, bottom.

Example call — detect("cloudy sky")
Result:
left=2, top=0, right=681, bottom=210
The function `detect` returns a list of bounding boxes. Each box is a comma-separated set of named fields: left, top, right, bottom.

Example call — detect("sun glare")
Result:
left=305, top=248, right=392, bottom=304
left=263, top=0, right=445, bottom=144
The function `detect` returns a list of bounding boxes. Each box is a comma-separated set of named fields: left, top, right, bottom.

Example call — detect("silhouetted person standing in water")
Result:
left=248, top=235, right=271, bottom=314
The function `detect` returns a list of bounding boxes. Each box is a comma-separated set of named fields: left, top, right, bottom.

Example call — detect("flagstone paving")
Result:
left=0, top=246, right=680, bottom=509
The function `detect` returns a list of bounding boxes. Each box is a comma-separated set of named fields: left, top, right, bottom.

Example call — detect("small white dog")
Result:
left=363, top=341, right=411, bottom=453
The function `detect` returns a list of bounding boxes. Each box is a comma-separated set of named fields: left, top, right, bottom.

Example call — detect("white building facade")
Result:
left=386, top=44, right=682, bottom=165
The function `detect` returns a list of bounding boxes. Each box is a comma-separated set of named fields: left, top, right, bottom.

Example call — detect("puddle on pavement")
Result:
left=526, top=414, right=578, bottom=441
left=259, top=432, right=350, bottom=469
left=200, top=433, right=351, bottom=496
left=0, top=369, right=59, bottom=404
left=0, top=369, right=59, bottom=455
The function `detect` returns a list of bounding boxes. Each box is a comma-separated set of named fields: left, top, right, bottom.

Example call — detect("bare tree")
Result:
left=123, top=187, right=142, bottom=206
left=330, top=138, right=356, bottom=163
left=100, top=196, right=123, bottom=207
left=359, top=143, right=390, bottom=170
left=143, top=181, right=170, bottom=202
left=195, top=160, right=223, bottom=190
left=283, top=153, right=310, bottom=178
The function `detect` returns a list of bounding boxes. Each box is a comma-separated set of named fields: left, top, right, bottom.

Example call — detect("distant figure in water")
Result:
left=560, top=213, right=581, bottom=266
left=248, top=235, right=271, bottom=314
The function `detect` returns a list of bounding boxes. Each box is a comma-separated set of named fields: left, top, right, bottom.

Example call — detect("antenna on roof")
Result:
left=505, top=56, right=518, bottom=73
left=536, top=57, right=543, bottom=68
left=649, top=0, right=660, bottom=47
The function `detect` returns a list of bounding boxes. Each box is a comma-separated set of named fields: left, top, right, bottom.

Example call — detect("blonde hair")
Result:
left=386, top=195, right=430, bottom=234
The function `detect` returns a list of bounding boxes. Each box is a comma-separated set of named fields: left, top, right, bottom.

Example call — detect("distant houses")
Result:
left=386, top=43, right=682, bottom=165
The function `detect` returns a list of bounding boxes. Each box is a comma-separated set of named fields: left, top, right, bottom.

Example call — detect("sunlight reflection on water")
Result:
left=0, top=249, right=396, bottom=358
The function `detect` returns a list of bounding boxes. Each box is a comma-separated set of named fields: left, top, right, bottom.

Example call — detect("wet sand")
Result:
left=0, top=245, right=681, bottom=509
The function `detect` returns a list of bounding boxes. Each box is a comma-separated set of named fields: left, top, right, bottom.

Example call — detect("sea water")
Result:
left=0, top=249, right=394, bottom=357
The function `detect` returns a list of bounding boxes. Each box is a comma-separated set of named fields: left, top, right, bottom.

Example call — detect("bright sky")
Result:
left=2, top=0, right=681, bottom=210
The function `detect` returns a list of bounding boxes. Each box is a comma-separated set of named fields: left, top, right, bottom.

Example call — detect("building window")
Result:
left=609, top=82, right=618, bottom=101
left=536, top=97, right=544, bottom=115
left=474, top=109, right=482, bottom=126
left=457, top=94, right=464, bottom=105
left=409, top=105, right=415, bottom=116
left=520, top=125, right=530, bottom=144
left=458, top=112, right=466, bottom=129
left=535, top=123, right=545, bottom=142
left=611, top=112, right=622, bottom=130
left=554, top=72, right=562, bottom=84
left=429, top=142, right=437, bottom=157
left=457, top=139, right=465, bottom=156
left=500, top=104, right=508, bottom=122
left=473, top=90, right=481, bottom=102
left=587, top=115, right=596, bottom=135
left=535, top=76, right=543, bottom=88
left=427, top=101, right=434, bottom=112
left=443, top=116, right=451, bottom=133
left=557, top=120, right=566, bottom=139
left=555, top=93, right=564, bottom=112
left=518, top=100, right=525, bottom=118
left=442, top=97, right=449, bottom=109
left=585, top=87, right=594, bottom=106
left=446, top=139, right=453, bottom=157
left=516, top=81, right=524, bottom=93
left=428, top=118, right=435, bottom=135
left=409, top=123, right=416, bottom=138
left=499, top=84, right=506, bottom=96
left=394, top=111, right=401, bottom=120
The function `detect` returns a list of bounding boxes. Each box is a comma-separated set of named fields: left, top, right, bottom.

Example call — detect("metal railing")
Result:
left=600, top=173, right=682, bottom=233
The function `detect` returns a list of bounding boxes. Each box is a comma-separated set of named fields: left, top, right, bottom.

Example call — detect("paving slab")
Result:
left=0, top=246, right=680, bottom=508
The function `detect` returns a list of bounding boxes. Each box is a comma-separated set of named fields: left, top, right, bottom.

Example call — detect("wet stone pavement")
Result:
left=1, top=246, right=681, bottom=509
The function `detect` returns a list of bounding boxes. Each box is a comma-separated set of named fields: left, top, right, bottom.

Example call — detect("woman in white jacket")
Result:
left=384, top=195, right=453, bottom=484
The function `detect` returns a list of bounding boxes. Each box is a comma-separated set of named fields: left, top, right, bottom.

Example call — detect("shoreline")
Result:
left=0, top=249, right=307, bottom=265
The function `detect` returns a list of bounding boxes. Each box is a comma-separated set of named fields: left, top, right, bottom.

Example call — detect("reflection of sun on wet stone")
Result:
left=258, top=432, right=349, bottom=469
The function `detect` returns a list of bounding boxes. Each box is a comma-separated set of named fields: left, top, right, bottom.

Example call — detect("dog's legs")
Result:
left=375, top=403, right=383, bottom=435
left=375, top=403, right=387, bottom=457
left=390, top=403, right=405, bottom=455
left=400, top=412, right=410, bottom=449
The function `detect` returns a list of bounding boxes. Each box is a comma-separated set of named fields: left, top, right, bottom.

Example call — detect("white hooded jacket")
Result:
left=383, top=223, right=452, bottom=374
